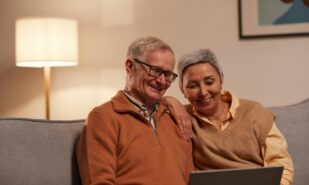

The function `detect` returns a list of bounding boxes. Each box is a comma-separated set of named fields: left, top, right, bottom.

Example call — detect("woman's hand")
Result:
left=161, top=96, right=192, bottom=141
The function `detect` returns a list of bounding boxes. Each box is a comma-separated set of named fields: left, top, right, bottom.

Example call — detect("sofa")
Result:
left=0, top=99, right=308, bottom=185
left=269, top=99, right=309, bottom=185
left=0, top=118, right=84, bottom=185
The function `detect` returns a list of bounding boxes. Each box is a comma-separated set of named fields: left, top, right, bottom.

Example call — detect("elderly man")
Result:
left=76, top=36, right=194, bottom=185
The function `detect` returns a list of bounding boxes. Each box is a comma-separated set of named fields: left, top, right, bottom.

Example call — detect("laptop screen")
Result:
left=188, top=166, right=283, bottom=185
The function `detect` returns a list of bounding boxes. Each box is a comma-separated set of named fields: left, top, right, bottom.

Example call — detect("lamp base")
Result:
left=44, top=66, right=50, bottom=120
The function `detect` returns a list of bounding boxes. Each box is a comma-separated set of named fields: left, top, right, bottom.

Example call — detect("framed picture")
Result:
left=238, top=0, right=309, bottom=38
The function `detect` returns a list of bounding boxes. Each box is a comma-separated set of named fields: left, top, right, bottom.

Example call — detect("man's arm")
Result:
left=76, top=109, right=118, bottom=185
left=161, top=96, right=192, bottom=140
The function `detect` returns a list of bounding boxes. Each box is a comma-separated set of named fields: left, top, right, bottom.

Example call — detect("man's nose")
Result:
left=155, top=73, right=167, bottom=83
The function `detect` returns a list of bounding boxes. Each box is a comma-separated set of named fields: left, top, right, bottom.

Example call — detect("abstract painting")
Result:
left=239, top=0, right=309, bottom=38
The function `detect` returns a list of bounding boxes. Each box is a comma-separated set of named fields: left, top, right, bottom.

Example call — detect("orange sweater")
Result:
left=76, top=91, right=194, bottom=185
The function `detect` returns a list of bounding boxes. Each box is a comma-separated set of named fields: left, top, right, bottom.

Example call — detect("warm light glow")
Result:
left=101, top=0, right=134, bottom=26
left=15, top=18, right=78, bottom=68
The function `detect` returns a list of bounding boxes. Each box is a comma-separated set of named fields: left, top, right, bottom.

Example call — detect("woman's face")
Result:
left=181, top=63, right=223, bottom=116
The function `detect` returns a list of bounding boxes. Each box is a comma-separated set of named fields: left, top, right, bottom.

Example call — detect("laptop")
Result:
left=188, top=166, right=283, bottom=185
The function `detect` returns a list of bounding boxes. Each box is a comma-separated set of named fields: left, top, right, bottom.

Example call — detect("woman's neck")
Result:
left=206, top=100, right=229, bottom=123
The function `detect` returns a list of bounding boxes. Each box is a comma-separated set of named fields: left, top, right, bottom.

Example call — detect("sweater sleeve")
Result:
left=184, top=144, right=195, bottom=183
left=262, top=122, right=294, bottom=185
left=76, top=108, right=118, bottom=185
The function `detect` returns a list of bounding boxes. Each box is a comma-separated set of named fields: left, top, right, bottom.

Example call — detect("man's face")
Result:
left=127, top=49, right=175, bottom=107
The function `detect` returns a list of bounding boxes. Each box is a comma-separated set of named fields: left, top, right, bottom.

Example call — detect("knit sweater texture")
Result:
left=76, top=91, right=194, bottom=185
left=190, top=99, right=274, bottom=170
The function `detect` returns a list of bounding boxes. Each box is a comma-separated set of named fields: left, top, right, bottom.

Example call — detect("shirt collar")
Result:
left=122, top=90, right=160, bottom=117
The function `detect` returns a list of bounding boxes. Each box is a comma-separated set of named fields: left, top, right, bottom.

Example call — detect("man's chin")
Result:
left=146, top=91, right=164, bottom=102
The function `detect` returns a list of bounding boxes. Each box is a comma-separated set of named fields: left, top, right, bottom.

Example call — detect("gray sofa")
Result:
left=0, top=99, right=308, bottom=185
left=0, top=119, right=84, bottom=185
left=269, top=99, right=309, bottom=185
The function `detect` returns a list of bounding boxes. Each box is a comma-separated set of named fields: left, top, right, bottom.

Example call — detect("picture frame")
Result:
left=238, top=0, right=309, bottom=39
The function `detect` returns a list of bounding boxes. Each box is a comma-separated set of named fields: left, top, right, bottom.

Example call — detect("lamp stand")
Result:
left=44, top=66, right=51, bottom=120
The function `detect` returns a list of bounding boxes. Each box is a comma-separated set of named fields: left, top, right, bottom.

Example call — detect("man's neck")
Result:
left=122, top=90, right=158, bottom=114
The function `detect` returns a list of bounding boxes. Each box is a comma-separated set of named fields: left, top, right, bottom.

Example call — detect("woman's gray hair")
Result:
left=127, top=36, right=174, bottom=61
left=177, top=49, right=223, bottom=86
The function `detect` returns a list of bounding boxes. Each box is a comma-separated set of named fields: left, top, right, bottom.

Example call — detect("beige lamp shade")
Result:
left=15, top=18, right=78, bottom=67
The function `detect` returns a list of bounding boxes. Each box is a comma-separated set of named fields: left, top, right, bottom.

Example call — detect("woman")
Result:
left=164, top=49, right=294, bottom=185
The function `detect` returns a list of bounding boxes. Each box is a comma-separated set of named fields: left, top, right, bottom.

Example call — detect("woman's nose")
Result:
left=198, top=86, right=208, bottom=97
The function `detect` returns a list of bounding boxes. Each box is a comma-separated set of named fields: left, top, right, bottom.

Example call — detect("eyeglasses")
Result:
left=133, top=58, right=178, bottom=82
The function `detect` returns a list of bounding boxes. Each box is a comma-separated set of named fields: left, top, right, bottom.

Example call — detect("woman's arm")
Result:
left=262, top=122, right=294, bottom=185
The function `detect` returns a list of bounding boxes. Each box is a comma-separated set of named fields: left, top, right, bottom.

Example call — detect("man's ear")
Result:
left=125, top=59, right=135, bottom=74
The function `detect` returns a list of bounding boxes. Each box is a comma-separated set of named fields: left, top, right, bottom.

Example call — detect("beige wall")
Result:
left=1, top=0, right=309, bottom=119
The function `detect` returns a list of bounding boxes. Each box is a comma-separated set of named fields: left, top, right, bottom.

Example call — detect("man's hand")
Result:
left=161, top=96, right=192, bottom=141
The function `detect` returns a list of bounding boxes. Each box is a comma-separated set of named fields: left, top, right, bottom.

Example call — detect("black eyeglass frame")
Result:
left=133, top=58, right=178, bottom=82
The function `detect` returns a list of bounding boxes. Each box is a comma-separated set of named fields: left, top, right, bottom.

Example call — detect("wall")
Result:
left=0, top=0, right=309, bottom=119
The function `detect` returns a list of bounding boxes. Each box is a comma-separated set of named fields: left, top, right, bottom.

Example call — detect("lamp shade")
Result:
left=15, top=18, right=78, bottom=67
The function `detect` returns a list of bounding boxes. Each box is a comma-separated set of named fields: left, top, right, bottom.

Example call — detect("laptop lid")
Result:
left=188, top=166, right=283, bottom=185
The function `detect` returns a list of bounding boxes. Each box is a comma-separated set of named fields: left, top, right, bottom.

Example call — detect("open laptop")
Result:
left=188, top=166, right=283, bottom=185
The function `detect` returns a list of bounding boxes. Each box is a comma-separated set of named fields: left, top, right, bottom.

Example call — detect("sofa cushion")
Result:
left=0, top=118, right=84, bottom=185
left=269, top=99, right=309, bottom=185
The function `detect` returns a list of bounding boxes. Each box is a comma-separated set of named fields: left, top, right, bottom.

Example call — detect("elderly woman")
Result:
left=164, top=49, right=294, bottom=185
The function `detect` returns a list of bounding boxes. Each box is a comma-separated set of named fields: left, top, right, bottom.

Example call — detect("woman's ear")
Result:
left=219, top=75, right=224, bottom=90
left=220, top=75, right=224, bottom=86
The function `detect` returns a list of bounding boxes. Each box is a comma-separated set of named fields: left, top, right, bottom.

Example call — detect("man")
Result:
left=76, top=36, right=194, bottom=185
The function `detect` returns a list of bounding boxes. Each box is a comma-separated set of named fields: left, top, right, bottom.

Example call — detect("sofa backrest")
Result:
left=269, top=99, right=309, bottom=185
left=0, top=118, right=85, bottom=185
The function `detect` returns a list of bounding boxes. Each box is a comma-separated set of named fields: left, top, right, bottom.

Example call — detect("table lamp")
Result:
left=15, top=18, right=78, bottom=119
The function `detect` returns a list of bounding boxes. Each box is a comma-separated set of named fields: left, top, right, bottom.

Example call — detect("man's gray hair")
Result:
left=177, top=49, right=223, bottom=86
left=127, top=36, right=174, bottom=61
